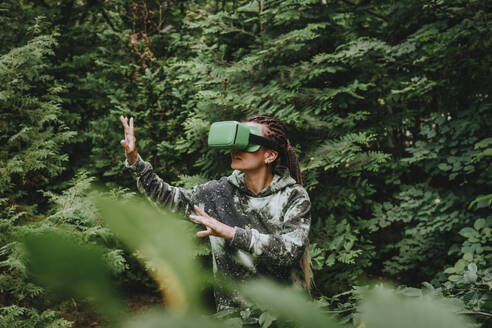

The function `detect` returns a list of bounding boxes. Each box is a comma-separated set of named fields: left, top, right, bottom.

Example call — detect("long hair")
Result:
left=244, top=115, right=313, bottom=291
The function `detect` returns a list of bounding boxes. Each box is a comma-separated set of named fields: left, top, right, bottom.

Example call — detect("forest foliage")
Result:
left=0, top=0, right=491, bottom=327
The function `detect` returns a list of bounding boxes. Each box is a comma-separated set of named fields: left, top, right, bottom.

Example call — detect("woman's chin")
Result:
left=231, top=160, right=246, bottom=171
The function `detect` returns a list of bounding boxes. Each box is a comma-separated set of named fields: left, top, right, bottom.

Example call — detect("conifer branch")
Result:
left=220, top=22, right=257, bottom=39
left=101, top=8, right=119, bottom=32
left=340, top=0, right=389, bottom=22
left=258, top=0, right=264, bottom=63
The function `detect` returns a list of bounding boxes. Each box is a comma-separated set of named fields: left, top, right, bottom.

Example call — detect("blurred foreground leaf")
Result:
left=358, top=285, right=474, bottom=328
left=241, top=279, right=342, bottom=328
left=96, top=196, right=206, bottom=312
left=122, top=309, right=228, bottom=328
left=23, top=230, right=124, bottom=322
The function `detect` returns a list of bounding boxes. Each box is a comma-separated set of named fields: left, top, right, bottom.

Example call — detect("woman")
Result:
left=120, top=114, right=312, bottom=310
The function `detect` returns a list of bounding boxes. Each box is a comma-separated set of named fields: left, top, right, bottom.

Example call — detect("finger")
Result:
left=193, top=211, right=220, bottom=231
left=197, top=230, right=213, bottom=238
left=120, top=115, right=128, bottom=130
left=124, top=118, right=131, bottom=144
left=190, top=215, right=205, bottom=225
left=192, top=215, right=215, bottom=231
left=194, top=206, right=210, bottom=218
left=120, top=116, right=128, bottom=141
left=128, top=117, right=135, bottom=148
left=120, top=139, right=127, bottom=149
left=120, top=116, right=129, bottom=143
left=123, top=116, right=129, bottom=134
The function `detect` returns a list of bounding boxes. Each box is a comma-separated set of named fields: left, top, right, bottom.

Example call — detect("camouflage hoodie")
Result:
left=125, top=155, right=311, bottom=310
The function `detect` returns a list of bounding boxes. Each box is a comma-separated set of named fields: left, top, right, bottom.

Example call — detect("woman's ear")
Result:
left=264, top=150, right=279, bottom=165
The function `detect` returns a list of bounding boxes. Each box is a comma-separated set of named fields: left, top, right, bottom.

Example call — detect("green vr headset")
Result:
left=208, top=121, right=280, bottom=153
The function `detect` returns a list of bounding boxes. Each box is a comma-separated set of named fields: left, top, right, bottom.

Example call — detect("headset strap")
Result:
left=248, top=134, right=282, bottom=152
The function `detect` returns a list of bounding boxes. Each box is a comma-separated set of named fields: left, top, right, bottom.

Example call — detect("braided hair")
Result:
left=244, top=114, right=313, bottom=291
left=244, top=115, right=303, bottom=185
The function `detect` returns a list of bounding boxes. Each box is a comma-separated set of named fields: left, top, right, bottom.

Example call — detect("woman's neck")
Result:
left=244, top=167, right=274, bottom=195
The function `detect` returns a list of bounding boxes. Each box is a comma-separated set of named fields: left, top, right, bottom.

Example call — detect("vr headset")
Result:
left=208, top=121, right=280, bottom=153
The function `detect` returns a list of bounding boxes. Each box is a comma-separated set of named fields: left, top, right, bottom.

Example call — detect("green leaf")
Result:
left=224, top=318, right=243, bottom=328
left=438, top=163, right=452, bottom=171
left=463, top=271, right=477, bottom=283
left=237, top=1, right=259, bottom=13
left=459, top=227, right=478, bottom=239
left=448, top=275, right=461, bottom=282
left=468, top=194, right=492, bottom=209
left=259, top=312, right=276, bottom=328
left=326, top=253, right=336, bottom=267
left=241, top=279, right=341, bottom=328
left=479, top=148, right=492, bottom=156
left=474, top=137, right=492, bottom=149
left=473, top=218, right=485, bottom=230
left=359, top=285, right=473, bottom=328
left=97, top=197, right=206, bottom=312
left=444, top=267, right=455, bottom=274
left=401, top=287, right=422, bottom=297
left=454, top=260, right=467, bottom=272
left=23, top=230, right=124, bottom=322
left=122, top=310, right=228, bottom=328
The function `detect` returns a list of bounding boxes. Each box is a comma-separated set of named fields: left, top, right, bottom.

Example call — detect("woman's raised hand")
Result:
left=120, top=115, right=138, bottom=165
left=190, top=206, right=235, bottom=240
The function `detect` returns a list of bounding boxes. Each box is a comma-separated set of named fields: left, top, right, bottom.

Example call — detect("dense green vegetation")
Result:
left=1, top=0, right=491, bottom=327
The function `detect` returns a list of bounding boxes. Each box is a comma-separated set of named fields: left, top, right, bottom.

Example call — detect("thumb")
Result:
left=197, top=230, right=213, bottom=238
left=120, top=139, right=127, bottom=148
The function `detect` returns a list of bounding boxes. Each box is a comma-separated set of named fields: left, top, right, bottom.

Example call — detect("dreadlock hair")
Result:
left=244, top=114, right=313, bottom=291
left=244, top=115, right=303, bottom=185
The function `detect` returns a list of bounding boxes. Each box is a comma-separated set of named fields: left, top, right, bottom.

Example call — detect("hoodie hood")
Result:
left=227, top=165, right=297, bottom=197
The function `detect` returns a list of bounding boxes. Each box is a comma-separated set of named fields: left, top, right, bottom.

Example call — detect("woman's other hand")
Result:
left=120, top=115, right=138, bottom=164
left=190, top=206, right=235, bottom=240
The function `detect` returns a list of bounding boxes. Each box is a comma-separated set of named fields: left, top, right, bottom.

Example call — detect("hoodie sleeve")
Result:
left=125, top=154, right=194, bottom=214
left=230, top=187, right=311, bottom=266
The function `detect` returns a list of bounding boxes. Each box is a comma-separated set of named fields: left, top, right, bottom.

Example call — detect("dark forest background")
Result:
left=0, top=0, right=491, bottom=327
